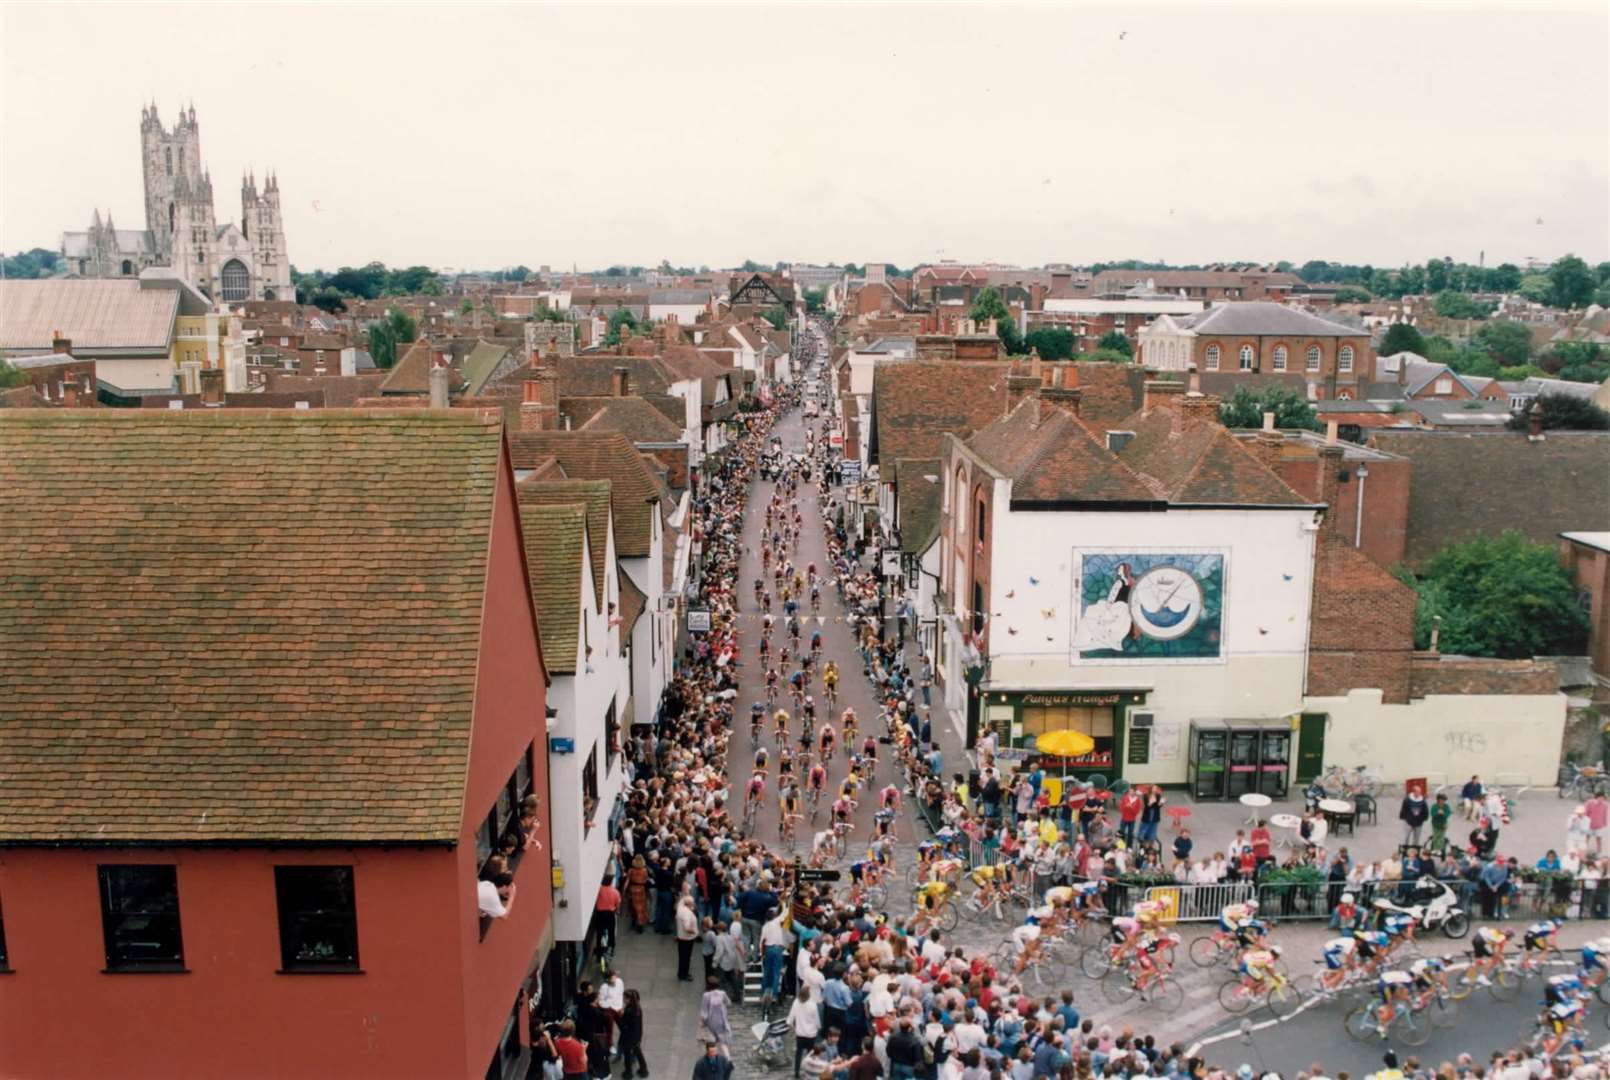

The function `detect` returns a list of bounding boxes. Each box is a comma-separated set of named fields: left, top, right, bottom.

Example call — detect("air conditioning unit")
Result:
left=1130, top=711, right=1155, bottom=729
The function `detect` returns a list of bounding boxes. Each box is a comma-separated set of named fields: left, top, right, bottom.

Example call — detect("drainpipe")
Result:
left=1354, top=465, right=1369, bottom=549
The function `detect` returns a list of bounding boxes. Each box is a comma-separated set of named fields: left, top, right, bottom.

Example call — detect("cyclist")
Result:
left=1539, top=975, right=1588, bottom=1056
left=841, top=708, right=858, bottom=753
left=753, top=745, right=769, bottom=774
left=1319, top=935, right=1365, bottom=993
left=777, top=748, right=794, bottom=783
left=1131, top=929, right=1181, bottom=994
left=1579, top=937, right=1610, bottom=991
left=1465, top=926, right=1513, bottom=988
left=1219, top=898, right=1260, bottom=936
left=1521, top=918, right=1563, bottom=974
left=1372, top=969, right=1416, bottom=1037
left=802, top=696, right=816, bottom=725
left=819, top=723, right=836, bottom=759
left=1408, top=955, right=1451, bottom=1003
left=847, top=858, right=883, bottom=902
left=758, top=634, right=771, bottom=666
left=805, top=761, right=828, bottom=815
left=1011, top=913, right=1044, bottom=974
left=913, top=877, right=955, bottom=935
left=1233, top=944, right=1285, bottom=1002
left=774, top=708, right=791, bottom=745
left=822, top=660, right=839, bottom=699
left=968, top=862, right=1011, bottom=915
left=1354, top=929, right=1391, bottom=977
left=1234, top=917, right=1271, bottom=952
left=744, top=771, right=766, bottom=818
left=1134, top=898, right=1168, bottom=935
left=750, top=701, right=765, bottom=741
left=779, top=788, right=803, bottom=843
left=1377, top=907, right=1419, bottom=951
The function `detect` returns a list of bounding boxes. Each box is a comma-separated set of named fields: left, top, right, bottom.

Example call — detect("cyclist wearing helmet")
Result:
left=1374, top=969, right=1415, bottom=1035
left=1466, top=926, right=1513, bottom=986
left=1522, top=918, right=1563, bottom=972
left=1011, top=913, right=1044, bottom=973
left=1220, top=899, right=1259, bottom=934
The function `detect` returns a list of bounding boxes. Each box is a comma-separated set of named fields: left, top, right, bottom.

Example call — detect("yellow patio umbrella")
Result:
left=1035, top=728, right=1096, bottom=789
left=1035, top=729, right=1095, bottom=759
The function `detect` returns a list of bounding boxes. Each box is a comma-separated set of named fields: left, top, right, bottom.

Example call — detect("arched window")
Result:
left=1238, top=344, right=1255, bottom=371
left=263, top=288, right=276, bottom=302
left=165, top=147, right=172, bottom=176
left=1205, top=344, right=1220, bottom=370
left=1306, top=345, right=1321, bottom=371
left=220, top=258, right=251, bottom=302
left=1272, top=345, right=1288, bottom=372
left=168, top=203, right=175, bottom=234
left=1339, top=345, right=1354, bottom=373
left=120, top=260, right=133, bottom=276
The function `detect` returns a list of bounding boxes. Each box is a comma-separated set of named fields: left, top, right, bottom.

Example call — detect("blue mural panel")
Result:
left=1074, top=550, right=1225, bottom=660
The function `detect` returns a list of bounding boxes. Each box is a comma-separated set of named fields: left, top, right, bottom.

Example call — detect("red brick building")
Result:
left=1139, top=302, right=1376, bottom=400
left=0, top=410, right=555, bottom=1080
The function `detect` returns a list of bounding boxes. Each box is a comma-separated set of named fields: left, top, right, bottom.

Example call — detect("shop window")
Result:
left=274, top=866, right=359, bottom=972
left=1020, top=705, right=1115, bottom=764
left=98, top=865, right=184, bottom=971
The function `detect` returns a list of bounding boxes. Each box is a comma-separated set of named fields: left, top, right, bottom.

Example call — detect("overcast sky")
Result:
left=3, top=2, right=1606, bottom=273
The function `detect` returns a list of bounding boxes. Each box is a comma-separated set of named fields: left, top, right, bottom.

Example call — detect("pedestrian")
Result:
left=1428, top=792, right=1452, bottom=855
left=1399, top=786, right=1428, bottom=847
left=692, top=1040, right=735, bottom=1080
left=1139, top=785, right=1164, bottom=844
left=675, top=896, right=699, bottom=982
left=788, top=985, right=823, bottom=1077
left=592, top=875, right=621, bottom=958
left=1172, top=827, right=1193, bottom=866
left=1118, top=785, right=1143, bottom=847
left=615, top=989, right=649, bottom=1079
left=1460, top=775, right=1483, bottom=821
left=699, top=975, right=734, bottom=1057
left=552, top=1019, right=590, bottom=1080
left=625, top=854, right=651, bottom=932
left=1589, top=792, right=1610, bottom=855
left=919, top=661, right=932, bottom=707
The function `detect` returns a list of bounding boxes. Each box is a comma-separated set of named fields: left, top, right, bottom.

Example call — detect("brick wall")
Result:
left=1408, top=655, right=1559, bottom=697
left=1560, top=539, right=1610, bottom=679
left=1276, top=455, right=1410, bottom=568
left=1307, top=445, right=1419, bottom=703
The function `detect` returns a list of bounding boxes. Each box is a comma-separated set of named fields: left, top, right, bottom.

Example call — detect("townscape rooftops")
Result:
left=1182, top=301, right=1367, bottom=338
left=506, top=430, right=663, bottom=557
left=871, top=361, right=1011, bottom=465
left=0, top=278, right=178, bottom=352
left=0, top=409, right=505, bottom=844
left=574, top=396, right=686, bottom=443
left=894, top=458, right=944, bottom=555
left=518, top=478, right=613, bottom=609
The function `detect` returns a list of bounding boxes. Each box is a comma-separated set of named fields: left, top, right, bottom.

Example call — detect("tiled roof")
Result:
left=1370, top=430, right=1610, bottom=565
left=0, top=279, right=177, bottom=352
left=507, top=431, right=662, bottom=557
left=1114, top=404, right=1309, bottom=506
left=460, top=338, right=511, bottom=397
left=262, top=371, right=387, bottom=406
left=618, top=572, right=647, bottom=640
left=895, top=458, right=944, bottom=555
left=518, top=502, right=588, bottom=674
left=1184, top=302, right=1365, bottom=337
left=967, top=400, right=1161, bottom=505
left=0, top=409, right=504, bottom=843
left=519, top=478, right=613, bottom=608
left=379, top=339, right=434, bottom=394
left=871, top=362, right=1010, bottom=465
left=576, top=396, right=685, bottom=442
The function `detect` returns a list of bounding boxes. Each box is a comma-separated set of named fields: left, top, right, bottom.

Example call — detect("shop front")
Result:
left=979, top=688, right=1151, bottom=782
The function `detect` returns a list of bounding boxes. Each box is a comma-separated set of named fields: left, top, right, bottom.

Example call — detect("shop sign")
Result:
left=1017, top=691, right=1127, bottom=707
left=687, top=609, right=712, bottom=632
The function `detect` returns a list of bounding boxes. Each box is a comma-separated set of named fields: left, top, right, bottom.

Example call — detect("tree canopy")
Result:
left=1096, top=331, right=1132, bottom=357
left=760, top=306, right=790, bottom=331
left=604, top=308, right=641, bottom=346
left=969, top=287, right=1023, bottom=353
left=1379, top=323, right=1427, bottom=357
left=294, top=262, right=443, bottom=305
left=365, top=307, right=418, bottom=369
left=1432, top=291, right=1496, bottom=320
left=1548, top=255, right=1596, bottom=310
left=1508, top=394, right=1610, bottom=432
left=1, top=247, right=62, bottom=279
left=0, top=360, right=29, bottom=389
left=803, top=288, right=827, bottom=314
left=1023, top=327, right=1075, bottom=361
left=1471, top=320, right=1532, bottom=366
left=1400, top=532, right=1588, bottom=659
left=1540, top=341, right=1610, bottom=385
left=1218, top=385, right=1322, bottom=431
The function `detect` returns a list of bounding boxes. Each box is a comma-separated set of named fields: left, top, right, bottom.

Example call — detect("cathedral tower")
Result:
left=242, top=170, right=292, bottom=302
left=141, top=103, right=204, bottom=264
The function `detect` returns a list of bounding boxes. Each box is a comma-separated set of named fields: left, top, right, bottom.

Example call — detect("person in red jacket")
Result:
left=1117, top=787, right=1144, bottom=847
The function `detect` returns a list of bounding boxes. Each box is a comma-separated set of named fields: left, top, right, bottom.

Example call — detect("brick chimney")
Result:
left=1316, top=443, right=1347, bottom=540
left=520, top=373, right=558, bottom=431
left=612, top=366, right=630, bottom=397
left=1527, top=401, right=1545, bottom=441
left=199, top=368, right=225, bottom=407
left=1180, top=390, right=1222, bottom=428
left=1041, top=386, right=1082, bottom=417
left=51, top=330, right=72, bottom=354
left=1005, top=373, right=1040, bottom=417
left=1142, top=379, right=1185, bottom=414
left=61, top=376, right=80, bottom=408
left=1249, top=411, right=1284, bottom=471
left=428, top=364, right=450, bottom=409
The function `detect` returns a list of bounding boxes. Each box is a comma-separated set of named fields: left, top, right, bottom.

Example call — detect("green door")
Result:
left=1296, top=713, right=1326, bottom=783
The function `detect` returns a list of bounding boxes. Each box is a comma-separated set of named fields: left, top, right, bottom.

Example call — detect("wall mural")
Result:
left=1073, top=550, right=1225, bottom=660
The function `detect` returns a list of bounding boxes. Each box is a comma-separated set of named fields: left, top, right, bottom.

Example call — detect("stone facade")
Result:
left=60, top=105, right=291, bottom=304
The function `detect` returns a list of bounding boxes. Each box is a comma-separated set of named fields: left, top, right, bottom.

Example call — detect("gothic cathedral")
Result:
left=59, top=104, right=292, bottom=303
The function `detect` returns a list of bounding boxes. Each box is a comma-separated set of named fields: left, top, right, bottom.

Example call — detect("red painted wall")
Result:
left=455, top=438, right=555, bottom=1077
left=0, top=442, right=554, bottom=1080
left=0, top=846, right=464, bottom=1079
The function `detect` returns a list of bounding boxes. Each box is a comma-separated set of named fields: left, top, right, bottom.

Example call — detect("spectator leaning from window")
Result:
left=478, top=870, right=515, bottom=919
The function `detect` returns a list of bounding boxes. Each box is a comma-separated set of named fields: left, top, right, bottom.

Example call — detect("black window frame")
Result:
left=98, top=864, right=185, bottom=973
left=582, top=743, right=600, bottom=835
left=274, top=865, right=361, bottom=974
left=605, top=701, right=620, bottom=773
left=972, top=581, right=986, bottom=635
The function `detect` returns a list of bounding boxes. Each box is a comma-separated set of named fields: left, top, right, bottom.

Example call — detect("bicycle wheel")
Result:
left=1190, top=935, right=1226, bottom=968
left=1424, top=992, right=1458, bottom=1028
left=1081, top=943, right=1115, bottom=980
left=1218, top=979, right=1254, bottom=1014
left=1266, top=981, right=1303, bottom=1020
left=864, top=884, right=886, bottom=910
left=1399, top=1007, right=1431, bottom=1047
left=1101, top=969, right=1138, bottom=1005
left=936, top=900, right=959, bottom=933
left=1145, top=977, right=1185, bottom=1012
left=1345, top=1003, right=1381, bottom=1041
left=1489, top=967, right=1521, bottom=1001
left=1598, top=978, right=1610, bottom=1008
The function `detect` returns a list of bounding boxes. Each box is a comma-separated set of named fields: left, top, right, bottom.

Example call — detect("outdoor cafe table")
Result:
left=1270, top=812, right=1303, bottom=848
left=1319, top=797, right=1355, bottom=836
left=1238, top=791, right=1272, bottom=826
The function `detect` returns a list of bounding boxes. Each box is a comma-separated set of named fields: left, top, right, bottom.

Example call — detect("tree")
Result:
left=1433, top=291, right=1495, bottom=320
left=1, top=247, right=62, bottom=279
left=1379, top=323, right=1426, bottom=357
left=1518, top=274, right=1553, bottom=304
left=1401, top=532, right=1588, bottom=658
left=308, top=287, right=347, bottom=314
left=0, top=360, right=28, bottom=389
left=1491, top=264, right=1522, bottom=292
left=459, top=298, right=474, bottom=315
left=803, top=288, right=826, bottom=314
left=366, top=307, right=417, bottom=368
left=1218, top=385, right=1322, bottom=431
left=1331, top=286, right=1372, bottom=304
left=328, top=262, right=388, bottom=300
left=1399, top=265, right=1426, bottom=295
left=759, top=306, right=789, bottom=331
left=969, top=286, right=1022, bottom=354
left=1542, top=341, right=1609, bottom=385
left=1096, top=331, right=1132, bottom=357
left=1508, top=395, right=1610, bottom=432
left=1022, top=327, right=1075, bottom=361
left=1548, top=255, right=1595, bottom=310
left=1444, top=347, right=1500, bottom=378
left=1424, top=258, right=1449, bottom=294
left=1472, top=320, right=1532, bottom=366
left=604, top=308, right=640, bottom=346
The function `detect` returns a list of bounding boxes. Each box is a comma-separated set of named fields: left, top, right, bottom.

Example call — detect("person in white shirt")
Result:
left=598, top=971, right=625, bottom=1014
left=478, top=873, right=514, bottom=918
left=952, top=1014, right=987, bottom=1054
left=920, top=929, right=948, bottom=968
left=787, top=985, right=823, bottom=1072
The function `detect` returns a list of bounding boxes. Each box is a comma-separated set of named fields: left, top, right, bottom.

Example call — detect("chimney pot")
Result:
left=612, top=366, right=630, bottom=398
left=1527, top=401, right=1544, bottom=440
left=52, top=333, right=72, bottom=354
left=1325, top=419, right=1339, bottom=445
left=1188, top=364, right=1200, bottom=394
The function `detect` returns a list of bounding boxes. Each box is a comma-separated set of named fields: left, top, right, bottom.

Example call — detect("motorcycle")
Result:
left=1374, top=876, right=1470, bottom=939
